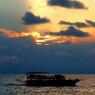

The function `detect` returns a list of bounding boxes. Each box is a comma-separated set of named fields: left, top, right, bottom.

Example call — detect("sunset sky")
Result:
left=0, top=0, right=95, bottom=74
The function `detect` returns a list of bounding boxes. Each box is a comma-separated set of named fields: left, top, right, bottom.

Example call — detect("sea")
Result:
left=0, top=74, right=95, bottom=95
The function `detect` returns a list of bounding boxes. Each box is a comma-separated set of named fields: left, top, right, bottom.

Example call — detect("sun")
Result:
left=31, top=32, right=41, bottom=38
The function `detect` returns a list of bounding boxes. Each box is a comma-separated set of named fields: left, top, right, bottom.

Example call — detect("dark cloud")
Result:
left=59, top=21, right=89, bottom=28
left=0, top=41, right=95, bottom=74
left=48, top=0, right=87, bottom=9
left=48, top=26, right=89, bottom=37
left=59, top=21, right=74, bottom=25
left=0, top=28, right=95, bottom=74
left=75, top=22, right=89, bottom=28
left=0, top=30, right=95, bottom=74
left=0, top=28, right=35, bottom=46
left=86, top=19, right=95, bottom=27
left=22, top=12, right=50, bottom=25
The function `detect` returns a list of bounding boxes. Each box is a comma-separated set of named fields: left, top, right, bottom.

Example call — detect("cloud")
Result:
left=59, top=21, right=89, bottom=28
left=48, top=0, right=87, bottom=9
left=59, top=20, right=74, bottom=25
left=0, top=28, right=37, bottom=45
left=0, top=27, right=94, bottom=46
left=0, top=28, right=37, bottom=39
left=0, top=56, right=21, bottom=63
left=75, top=22, right=89, bottom=28
left=48, top=26, right=89, bottom=37
left=22, top=12, right=50, bottom=25
left=1, top=42, right=95, bottom=74
left=86, top=19, right=95, bottom=27
left=0, top=28, right=23, bottom=38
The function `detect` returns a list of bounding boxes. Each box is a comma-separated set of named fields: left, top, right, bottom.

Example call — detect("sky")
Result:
left=0, top=0, right=95, bottom=74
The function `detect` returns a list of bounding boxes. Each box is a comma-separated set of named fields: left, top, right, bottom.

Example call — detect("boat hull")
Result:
left=25, top=79, right=79, bottom=87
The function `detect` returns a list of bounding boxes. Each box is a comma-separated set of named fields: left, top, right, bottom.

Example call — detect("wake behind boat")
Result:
left=25, top=72, right=80, bottom=87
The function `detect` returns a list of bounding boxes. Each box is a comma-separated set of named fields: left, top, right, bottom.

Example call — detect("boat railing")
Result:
left=26, top=72, right=48, bottom=76
left=26, top=73, right=66, bottom=81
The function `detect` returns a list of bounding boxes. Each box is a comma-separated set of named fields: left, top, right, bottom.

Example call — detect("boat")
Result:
left=25, top=72, right=80, bottom=87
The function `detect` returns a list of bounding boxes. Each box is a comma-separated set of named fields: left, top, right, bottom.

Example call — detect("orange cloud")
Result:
left=35, top=36, right=95, bottom=45
left=0, top=28, right=95, bottom=45
left=0, top=28, right=24, bottom=38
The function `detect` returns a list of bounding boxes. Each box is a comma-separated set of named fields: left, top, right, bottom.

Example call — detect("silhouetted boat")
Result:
left=25, top=72, right=80, bottom=87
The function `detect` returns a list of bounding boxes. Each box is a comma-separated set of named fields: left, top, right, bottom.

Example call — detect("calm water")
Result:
left=0, top=74, right=95, bottom=95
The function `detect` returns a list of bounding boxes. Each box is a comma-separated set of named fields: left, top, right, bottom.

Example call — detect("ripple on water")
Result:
left=0, top=74, right=95, bottom=95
